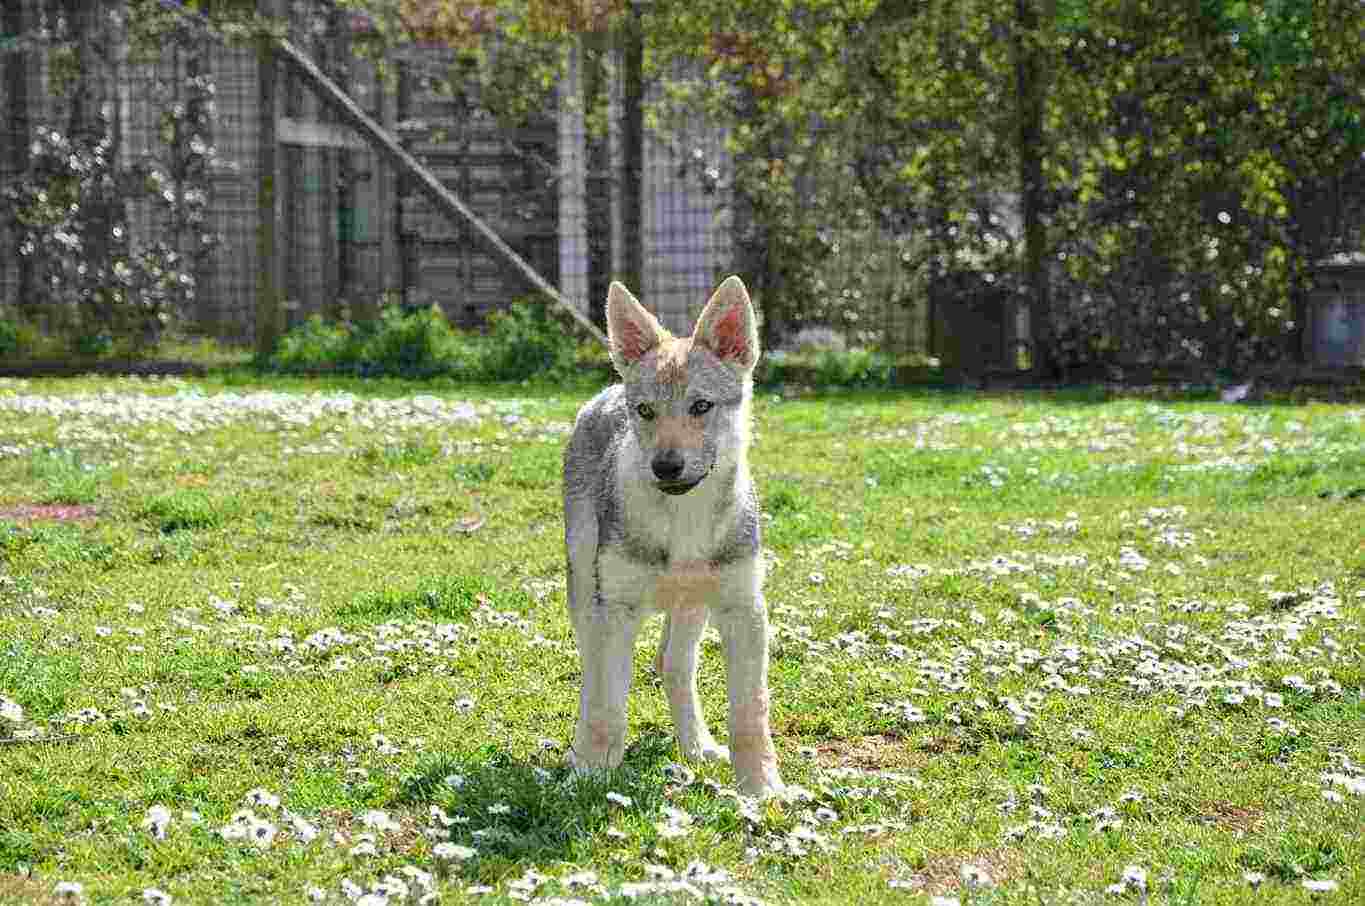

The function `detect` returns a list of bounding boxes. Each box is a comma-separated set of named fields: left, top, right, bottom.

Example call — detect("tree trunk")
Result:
left=1015, top=0, right=1052, bottom=377
left=256, top=0, right=285, bottom=359
left=3, top=0, right=37, bottom=315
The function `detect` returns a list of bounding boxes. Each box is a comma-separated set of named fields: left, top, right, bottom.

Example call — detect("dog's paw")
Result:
left=694, top=741, right=731, bottom=764
left=566, top=745, right=621, bottom=775
left=677, top=732, right=729, bottom=764
left=735, top=771, right=786, bottom=800
left=737, top=775, right=791, bottom=796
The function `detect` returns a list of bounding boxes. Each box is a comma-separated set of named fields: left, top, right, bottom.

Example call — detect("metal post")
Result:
left=255, top=0, right=285, bottom=359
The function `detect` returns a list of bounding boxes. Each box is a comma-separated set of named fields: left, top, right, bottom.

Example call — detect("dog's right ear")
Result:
left=606, top=282, right=666, bottom=376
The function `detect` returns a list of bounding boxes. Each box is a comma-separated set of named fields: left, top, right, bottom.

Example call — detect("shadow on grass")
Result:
left=396, top=733, right=675, bottom=866
left=1238, top=830, right=1343, bottom=883
left=336, top=574, right=532, bottom=625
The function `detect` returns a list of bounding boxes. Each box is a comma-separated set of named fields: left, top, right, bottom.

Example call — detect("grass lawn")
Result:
left=1, top=373, right=1362, bottom=906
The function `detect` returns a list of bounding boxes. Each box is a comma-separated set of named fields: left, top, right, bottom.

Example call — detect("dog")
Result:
left=562, top=275, right=783, bottom=798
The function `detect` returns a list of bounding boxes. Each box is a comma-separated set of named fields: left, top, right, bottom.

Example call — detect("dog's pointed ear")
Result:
left=607, top=281, right=665, bottom=376
left=692, top=275, right=759, bottom=372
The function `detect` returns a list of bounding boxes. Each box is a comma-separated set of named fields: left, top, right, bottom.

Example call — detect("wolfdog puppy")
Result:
left=562, top=276, right=782, bottom=797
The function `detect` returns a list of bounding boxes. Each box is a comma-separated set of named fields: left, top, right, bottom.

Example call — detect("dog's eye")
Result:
left=688, top=399, right=714, bottom=417
left=636, top=403, right=655, bottom=421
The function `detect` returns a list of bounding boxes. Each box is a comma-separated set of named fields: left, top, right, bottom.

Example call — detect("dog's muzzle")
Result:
left=652, top=451, right=704, bottom=495
left=656, top=479, right=701, bottom=496
left=653, top=451, right=684, bottom=481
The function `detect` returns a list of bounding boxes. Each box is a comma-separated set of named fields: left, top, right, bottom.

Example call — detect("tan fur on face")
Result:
left=655, top=337, right=692, bottom=385
left=651, top=337, right=703, bottom=449
left=656, top=415, right=704, bottom=450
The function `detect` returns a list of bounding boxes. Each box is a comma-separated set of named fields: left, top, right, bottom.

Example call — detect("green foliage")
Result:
left=118, top=0, right=1365, bottom=371
left=267, top=302, right=597, bottom=383
left=276, top=309, right=912, bottom=389
left=338, top=575, right=516, bottom=624
left=268, top=303, right=916, bottom=388
left=0, top=828, right=38, bottom=873
left=452, top=461, right=497, bottom=485
left=811, top=348, right=894, bottom=387
left=480, top=302, right=579, bottom=381
left=0, top=641, right=83, bottom=721
left=2, top=523, right=119, bottom=571
left=0, top=320, right=18, bottom=358
left=357, top=305, right=474, bottom=378
left=399, top=741, right=672, bottom=862
left=1238, top=832, right=1343, bottom=883
left=269, top=315, right=355, bottom=370
left=759, top=348, right=896, bottom=388
left=139, top=490, right=233, bottom=533
left=642, top=0, right=1365, bottom=371
left=269, top=305, right=476, bottom=378
left=27, top=450, right=104, bottom=505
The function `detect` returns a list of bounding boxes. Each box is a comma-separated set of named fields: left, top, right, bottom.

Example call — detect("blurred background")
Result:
left=1, top=0, right=1363, bottom=380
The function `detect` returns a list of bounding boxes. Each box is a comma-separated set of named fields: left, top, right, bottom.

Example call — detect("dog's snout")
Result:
left=652, top=451, right=685, bottom=481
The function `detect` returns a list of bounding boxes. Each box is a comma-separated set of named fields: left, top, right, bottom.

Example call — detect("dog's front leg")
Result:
left=713, top=569, right=783, bottom=798
left=569, top=591, right=643, bottom=774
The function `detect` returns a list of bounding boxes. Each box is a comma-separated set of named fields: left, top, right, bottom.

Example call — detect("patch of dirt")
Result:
left=0, top=873, right=58, bottom=904
left=318, top=806, right=427, bottom=854
left=812, top=733, right=916, bottom=770
left=0, top=504, right=98, bottom=523
left=900, top=851, right=1021, bottom=889
left=1199, top=801, right=1263, bottom=834
left=892, top=847, right=1022, bottom=895
left=917, top=734, right=980, bottom=756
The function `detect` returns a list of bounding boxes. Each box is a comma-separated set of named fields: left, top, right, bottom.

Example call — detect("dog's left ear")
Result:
left=692, top=275, right=759, bottom=372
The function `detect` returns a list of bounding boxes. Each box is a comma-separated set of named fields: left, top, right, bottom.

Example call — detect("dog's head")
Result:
left=606, top=276, right=759, bottom=495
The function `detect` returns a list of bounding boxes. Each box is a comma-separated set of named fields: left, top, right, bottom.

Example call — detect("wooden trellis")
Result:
left=253, top=1, right=606, bottom=356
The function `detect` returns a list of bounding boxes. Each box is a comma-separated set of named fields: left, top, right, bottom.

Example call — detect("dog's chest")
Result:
left=606, top=479, right=740, bottom=611
left=624, top=478, right=728, bottom=565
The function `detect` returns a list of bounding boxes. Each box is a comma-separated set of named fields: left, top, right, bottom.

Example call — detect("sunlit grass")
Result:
left=0, top=374, right=1361, bottom=905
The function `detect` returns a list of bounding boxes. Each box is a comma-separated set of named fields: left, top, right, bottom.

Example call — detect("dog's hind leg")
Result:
left=655, top=607, right=727, bottom=763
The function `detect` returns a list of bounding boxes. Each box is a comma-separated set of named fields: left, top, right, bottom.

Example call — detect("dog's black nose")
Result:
left=652, top=451, right=685, bottom=481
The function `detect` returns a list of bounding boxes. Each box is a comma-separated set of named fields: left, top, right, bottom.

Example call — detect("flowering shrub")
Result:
left=1, top=119, right=196, bottom=353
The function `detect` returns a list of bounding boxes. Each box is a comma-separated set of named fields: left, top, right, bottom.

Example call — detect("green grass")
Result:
left=139, top=490, right=237, bottom=533
left=26, top=450, right=106, bottom=505
left=0, top=373, right=1362, bottom=905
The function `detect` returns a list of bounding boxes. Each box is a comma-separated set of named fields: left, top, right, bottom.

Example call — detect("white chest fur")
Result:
left=621, top=469, right=735, bottom=562
left=598, top=450, right=755, bottom=615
